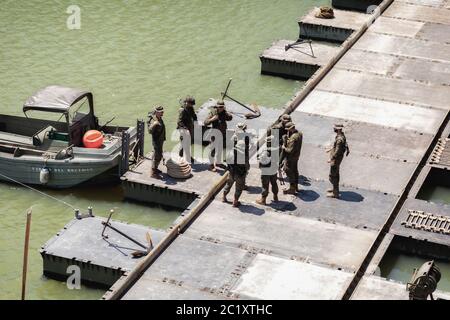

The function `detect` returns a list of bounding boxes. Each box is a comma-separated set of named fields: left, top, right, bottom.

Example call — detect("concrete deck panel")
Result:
left=384, top=1, right=450, bottom=25
left=123, top=278, right=224, bottom=300
left=290, top=112, right=432, bottom=163
left=391, top=198, right=450, bottom=247
left=370, top=16, right=425, bottom=37
left=396, top=0, right=446, bottom=7
left=122, top=235, right=250, bottom=299
left=231, top=254, right=353, bottom=300
left=317, top=69, right=450, bottom=110
left=335, top=49, right=400, bottom=75
left=184, top=200, right=377, bottom=271
left=296, top=90, right=445, bottom=134
left=352, top=275, right=450, bottom=300
left=337, top=47, right=450, bottom=85
left=291, top=180, right=398, bottom=231
left=229, top=165, right=397, bottom=231
left=260, top=40, right=340, bottom=79
left=417, top=23, right=450, bottom=44
left=238, top=171, right=398, bottom=231
left=354, top=32, right=450, bottom=62
left=393, top=58, right=450, bottom=85
left=371, top=16, right=450, bottom=43
left=298, top=143, right=416, bottom=195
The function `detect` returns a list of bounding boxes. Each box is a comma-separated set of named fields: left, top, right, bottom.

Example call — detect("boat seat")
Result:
left=32, top=125, right=60, bottom=146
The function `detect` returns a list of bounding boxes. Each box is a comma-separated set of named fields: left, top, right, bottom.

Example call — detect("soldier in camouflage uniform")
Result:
left=177, top=96, right=197, bottom=162
left=232, top=123, right=250, bottom=190
left=327, top=124, right=350, bottom=199
left=204, top=100, right=233, bottom=171
left=147, top=106, right=166, bottom=178
left=222, top=140, right=249, bottom=207
left=256, top=135, right=279, bottom=205
left=267, top=114, right=291, bottom=156
left=281, top=122, right=302, bottom=195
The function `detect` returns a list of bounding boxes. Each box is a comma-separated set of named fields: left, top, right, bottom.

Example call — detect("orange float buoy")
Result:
left=83, top=130, right=104, bottom=148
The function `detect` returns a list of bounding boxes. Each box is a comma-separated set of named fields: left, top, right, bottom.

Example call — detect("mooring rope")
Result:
left=0, top=171, right=77, bottom=211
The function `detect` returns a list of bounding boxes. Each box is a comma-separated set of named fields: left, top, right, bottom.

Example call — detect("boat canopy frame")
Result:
left=23, top=85, right=94, bottom=115
left=22, top=85, right=98, bottom=147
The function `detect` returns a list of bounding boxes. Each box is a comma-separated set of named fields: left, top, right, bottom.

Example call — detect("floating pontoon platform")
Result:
left=40, top=216, right=165, bottom=288
left=260, top=40, right=340, bottom=79
left=121, top=154, right=226, bottom=209
left=299, top=8, right=369, bottom=42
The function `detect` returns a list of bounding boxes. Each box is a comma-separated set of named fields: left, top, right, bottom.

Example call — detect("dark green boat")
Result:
left=0, top=85, right=137, bottom=188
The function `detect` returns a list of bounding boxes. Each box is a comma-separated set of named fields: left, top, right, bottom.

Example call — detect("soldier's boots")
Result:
left=283, top=183, right=297, bottom=195
left=255, top=196, right=267, bottom=206
left=273, top=194, right=279, bottom=202
left=326, top=188, right=340, bottom=199
left=151, top=169, right=161, bottom=179
left=222, top=191, right=229, bottom=203
left=232, top=197, right=241, bottom=207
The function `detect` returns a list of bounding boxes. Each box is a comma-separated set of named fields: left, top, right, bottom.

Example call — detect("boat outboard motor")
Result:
left=407, top=260, right=441, bottom=300
left=39, top=167, right=50, bottom=185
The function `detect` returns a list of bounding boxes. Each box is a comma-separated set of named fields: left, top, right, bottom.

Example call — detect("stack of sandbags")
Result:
left=165, top=157, right=192, bottom=179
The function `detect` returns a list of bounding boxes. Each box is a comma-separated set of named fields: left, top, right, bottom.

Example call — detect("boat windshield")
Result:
left=69, top=97, right=91, bottom=123
left=24, top=109, right=67, bottom=123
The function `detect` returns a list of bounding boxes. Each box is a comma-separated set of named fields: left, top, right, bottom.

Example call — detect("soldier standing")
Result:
left=267, top=114, right=291, bottom=156
left=327, top=124, right=350, bottom=198
left=148, top=106, right=166, bottom=178
left=232, top=123, right=250, bottom=189
left=256, top=135, right=279, bottom=205
left=281, top=122, right=302, bottom=194
left=177, top=95, right=197, bottom=162
left=222, top=140, right=249, bottom=207
left=204, top=100, right=233, bottom=171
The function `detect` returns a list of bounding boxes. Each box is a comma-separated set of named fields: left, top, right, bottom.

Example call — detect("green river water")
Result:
left=0, top=0, right=329, bottom=300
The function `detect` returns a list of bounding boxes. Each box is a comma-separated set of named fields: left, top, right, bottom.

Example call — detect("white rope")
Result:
left=0, top=171, right=77, bottom=210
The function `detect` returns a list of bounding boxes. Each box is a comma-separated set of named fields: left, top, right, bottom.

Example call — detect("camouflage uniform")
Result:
left=177, top=103, right=197, bottom=158
left=259, top=149, right=279, bottom=198
left=148, top=112, right=166, bottom=171
left=232, top=125, right=250, bottom=179
left=329, top=131, right=349, bottom=198
left=282, top=126, right=302, bottom=193
left=223, top=141, right=249, bottom=207
left=267, top=114, right=290, bottom=155
left=204, top=103, right=233, bottom=164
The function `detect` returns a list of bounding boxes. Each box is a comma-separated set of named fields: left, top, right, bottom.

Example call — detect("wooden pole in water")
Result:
left=21, top=209, right=32, bottom=300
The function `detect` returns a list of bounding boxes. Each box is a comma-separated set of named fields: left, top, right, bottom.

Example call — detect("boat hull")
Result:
left=0, top=128, right=137, bottom=189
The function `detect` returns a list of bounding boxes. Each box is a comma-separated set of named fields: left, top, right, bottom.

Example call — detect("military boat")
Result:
left=0, top=85, right=137, bottom=188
